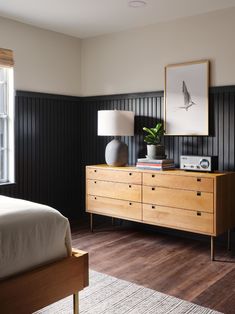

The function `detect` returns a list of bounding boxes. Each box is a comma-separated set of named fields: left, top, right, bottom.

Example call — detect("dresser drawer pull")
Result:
left=129, top=173, right=132, bottom=176
left=129, top=202, right=132, bottom=206
left=197, top=211, right=202, bottom=216
left=197, top=191, right=201, bottom=196
left=152, top=174, right=155, bottom=178
left=94, top=181, right=97, bottom=184
left=94, top=169, right=97, bottom=173
left=152, top=205, right=155, bottom=209
left=197, top=178, right=201, bottom=182
left=129, top=185, right=132, bottom=188
left=94, top=197, right=97, bottom=200
left=152, top=187, right=155, bottom=191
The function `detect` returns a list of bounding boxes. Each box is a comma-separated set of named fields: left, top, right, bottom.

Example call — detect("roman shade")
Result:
left=0, top=48, right=14, bottom=67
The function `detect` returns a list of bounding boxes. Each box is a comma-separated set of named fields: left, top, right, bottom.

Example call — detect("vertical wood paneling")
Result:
left=229, top=92, right=235, bottom=170
left=0, top=91, right=81, bottom=219
left=83, top=86, right=235, bottom=174
left=0, top=86, right=234, bottom=218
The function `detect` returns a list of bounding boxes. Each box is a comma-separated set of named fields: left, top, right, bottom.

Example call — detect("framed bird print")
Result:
left=164, top=60, right=209, bottom=135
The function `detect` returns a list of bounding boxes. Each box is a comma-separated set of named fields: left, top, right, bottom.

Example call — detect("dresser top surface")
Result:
left=86, top=164, right=234, bottom=178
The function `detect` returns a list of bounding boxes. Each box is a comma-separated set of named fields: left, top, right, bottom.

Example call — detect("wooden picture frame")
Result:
left=164, top=60, right=209, bottom=136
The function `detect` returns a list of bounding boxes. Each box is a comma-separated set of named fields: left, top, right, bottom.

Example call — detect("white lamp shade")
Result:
left=98, top=110, right=134, bottom=136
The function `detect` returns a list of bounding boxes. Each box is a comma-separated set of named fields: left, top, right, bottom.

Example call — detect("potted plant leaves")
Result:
left=143, top=122, right=165, bottom=159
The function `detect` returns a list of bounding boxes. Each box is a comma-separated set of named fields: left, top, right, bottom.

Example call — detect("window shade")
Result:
left=0, top=48, right=14, bottom=67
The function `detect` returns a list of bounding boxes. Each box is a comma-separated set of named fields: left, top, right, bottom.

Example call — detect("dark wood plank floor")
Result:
left=72, top=222, right=235, bottom=314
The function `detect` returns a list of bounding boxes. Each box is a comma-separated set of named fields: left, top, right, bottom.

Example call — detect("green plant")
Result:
left=143, top=123, right=164, bottom=145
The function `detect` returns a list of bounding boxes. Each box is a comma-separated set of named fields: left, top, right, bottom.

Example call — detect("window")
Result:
left=0, top=48, right=14, bottom=184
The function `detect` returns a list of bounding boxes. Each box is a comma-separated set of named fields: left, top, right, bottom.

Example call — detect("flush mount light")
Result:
left=128, top=0, right=147, bottom=8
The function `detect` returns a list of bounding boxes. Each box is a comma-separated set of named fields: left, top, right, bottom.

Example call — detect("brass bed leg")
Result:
left=73, top=292, right=79, bottom=314
left=90, top=213, right=93, bottom=232
left=227, top=229, right=231, bottom=251
left=211, top=236, right=215, bottom=261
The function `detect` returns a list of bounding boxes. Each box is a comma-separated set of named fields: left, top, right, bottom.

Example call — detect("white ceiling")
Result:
left=0, top=0, right=235, bottom=38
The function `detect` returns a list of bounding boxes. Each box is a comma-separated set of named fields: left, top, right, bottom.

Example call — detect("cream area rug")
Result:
left=36, top=270, right=221, bottom=314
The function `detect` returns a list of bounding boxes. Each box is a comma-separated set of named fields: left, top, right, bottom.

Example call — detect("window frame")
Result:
left=0, top=66, right=15, bottom=185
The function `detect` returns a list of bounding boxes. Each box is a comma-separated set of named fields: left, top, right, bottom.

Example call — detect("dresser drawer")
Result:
left=143, top=173, right=213, bottom=192
left=87, top=168, right=141, bottom=184
left=87, top=195, right=142, bottom=221
left=87, top=179, right=141, bottom=202
left=143, top=186, right=213, bottom=213
left=143, top=204, right=214, bottom=234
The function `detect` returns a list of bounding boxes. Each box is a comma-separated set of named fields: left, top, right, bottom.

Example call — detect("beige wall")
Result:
left=81, top=8, right=235, bottom=96
left=0, top=16, right=81, bottom=96
left=1, top=8, right=235, bottom=97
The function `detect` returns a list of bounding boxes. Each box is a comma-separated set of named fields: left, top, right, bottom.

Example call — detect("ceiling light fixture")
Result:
left=128, top=0, right=147, bottom=8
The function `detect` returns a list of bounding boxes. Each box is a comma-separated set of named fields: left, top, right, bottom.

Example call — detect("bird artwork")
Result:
left=178, top=81, right=196, bottom=111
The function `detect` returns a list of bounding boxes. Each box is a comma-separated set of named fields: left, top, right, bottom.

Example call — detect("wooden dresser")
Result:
left=86, top=164, right=235, bottom=260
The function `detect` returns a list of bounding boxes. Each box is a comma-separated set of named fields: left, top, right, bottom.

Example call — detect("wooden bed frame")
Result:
left=0, top=249, right=88, bottom=314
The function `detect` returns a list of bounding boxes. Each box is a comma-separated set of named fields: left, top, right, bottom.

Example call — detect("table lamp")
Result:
left=98, top=110, right=135, bottom=166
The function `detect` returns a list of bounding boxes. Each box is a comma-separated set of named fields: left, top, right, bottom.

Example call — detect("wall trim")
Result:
left=16, top=90, right=81, bottom=101
left=209, top=85, right=235, bottom=94
left=16, top=85, right=235, bottom=102
left=83, top=91, right=164, bottom=101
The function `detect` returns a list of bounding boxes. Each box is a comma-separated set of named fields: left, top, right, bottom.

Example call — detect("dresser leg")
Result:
left=227, top=229, right=231, bottom=251
left=211, top=236, right=215, bottom=261
left=73, top=292, right=79, bottom=314
left=90, top=213, right=93, bottom=232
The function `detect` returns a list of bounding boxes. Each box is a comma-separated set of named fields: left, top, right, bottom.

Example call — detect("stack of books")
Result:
left=136, top=158, right=175, bottom=170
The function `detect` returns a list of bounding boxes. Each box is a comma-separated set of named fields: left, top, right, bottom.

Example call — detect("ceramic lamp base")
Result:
left=105, top=139, right=128, bottom=166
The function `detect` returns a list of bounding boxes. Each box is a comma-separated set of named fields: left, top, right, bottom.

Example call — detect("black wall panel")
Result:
left=80, top=86, right=235, bottom=212
left=0, top=91, right=81, bottom=219
left=82, top=86, right=235, bottom=171
left=0, top=86, right=234, bottom=219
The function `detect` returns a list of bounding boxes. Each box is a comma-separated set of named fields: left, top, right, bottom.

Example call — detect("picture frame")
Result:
left=164, top=60, right=209, bottom=136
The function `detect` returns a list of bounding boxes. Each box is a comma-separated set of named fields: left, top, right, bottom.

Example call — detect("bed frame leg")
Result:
left=73, top=292, right=79, bottom=314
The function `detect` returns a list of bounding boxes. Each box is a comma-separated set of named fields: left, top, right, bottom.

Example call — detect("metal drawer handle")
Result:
left=129, top=202, right=132, bottom=206
left=152, top=205, right=155, bottom=209
left=152, top=174, right=155, bottom=178
left=197, top=211, right=201, bottom=216
left=197, top=178, right=201, bottom=182
left=129, top=185, right=132, bottom=188
left=129, top=173, right=132, bottom=176
left=152, top=187, right=155, bottom=191
left=197, top=191, right=201, bottom=196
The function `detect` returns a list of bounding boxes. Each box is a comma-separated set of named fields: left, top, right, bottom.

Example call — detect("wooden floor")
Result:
left=72, top=221, right=235, bottom=314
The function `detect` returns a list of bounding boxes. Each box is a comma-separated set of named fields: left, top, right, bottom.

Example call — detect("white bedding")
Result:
left=0, top=196, right=72, bottom=279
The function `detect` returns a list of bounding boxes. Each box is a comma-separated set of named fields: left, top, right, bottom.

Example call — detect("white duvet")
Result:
left=0, top=196, right=72, bottom=279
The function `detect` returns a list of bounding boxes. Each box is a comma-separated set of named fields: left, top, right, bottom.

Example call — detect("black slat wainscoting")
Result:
left=0, top=86, right=234, bottom=219
left=80, top=86, right=235, bottom=213
left=0, top=91, right=81, bottom=219
left=82, top=86, right=235, bottom=170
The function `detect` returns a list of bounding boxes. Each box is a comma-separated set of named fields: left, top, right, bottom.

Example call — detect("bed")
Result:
left=0, top=196, right=88, bottom=314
